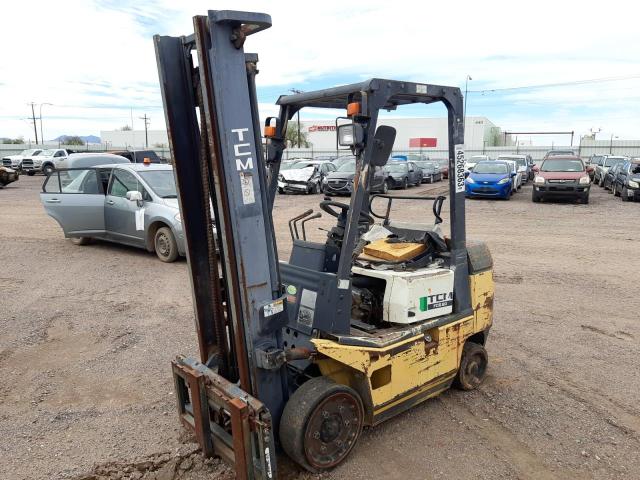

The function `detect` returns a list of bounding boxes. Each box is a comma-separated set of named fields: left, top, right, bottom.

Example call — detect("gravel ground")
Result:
left=1, top=175, right=639, bottom=480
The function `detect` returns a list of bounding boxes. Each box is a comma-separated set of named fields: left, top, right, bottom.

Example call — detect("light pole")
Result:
left=39, top=103, right=53, bottom=145
left=464, top=75, right=472, bottom=129
left=289, top=88, right=303, bottom=148
left=609, top=134, right=618, bottom=154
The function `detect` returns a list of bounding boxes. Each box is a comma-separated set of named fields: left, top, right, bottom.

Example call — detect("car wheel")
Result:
left=613, top=183, right=620, bottom=197
left=42, top=164, right=55, bottom=176
left=401, top=177, right=408, bottom=189
left=532, top=191, right=541, bottom=203
left=279, top=376, right=364, bottom=473
left=453, top=342, right=488, bottom=391
left=278, top=187, right=284, bottom=194
left=154, top=226, right=178, bottom=263
left=622, top=187, right=629, bottom=202
left=583, top=194, right=590, bottom=204
left=27, top=171, right=35, bottom=176
left=599, top=177, right=605, bottom=187
left=70, top=237, right=93, bottom=246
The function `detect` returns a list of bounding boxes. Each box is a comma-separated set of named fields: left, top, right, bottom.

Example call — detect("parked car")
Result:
left=278, top=160, right=336, bottom=194
left=611, top=158, right=640, bottom=202
left=603, top=162, right=623, bottom=191
left=55, top=153, right=131, bottom=169
left=497, top=154, right=532, bottom=183
left=543, top=149, right=576, bottom=160
left=109, top=149, right=166, bottom=164
left=2, top=148, right=43, bottom=170
left=532, top=156, right=591, bottom=204
left=0, top=166, right=19, bottom=187
left=586, top=154, right=606, bottom=180
left=414, top=160, right=442, bottom=183
left=465, top=161, right=515, bottom=200
left=22, top=148, right=78, bottom=176
left=384, top=161, right=422, bottom=189
left=323, top=159, right=389, bottom=195
left=40, top=164, right=189, bottom=262
left=436, top=158, right=449, bottom=178
left=497, top=159, right=523, bottom=190
left=465, top=155, right=490, bottom=172
left=595, top=156, right=626, bottom=187
left=331, top=155, right=356, bottom=170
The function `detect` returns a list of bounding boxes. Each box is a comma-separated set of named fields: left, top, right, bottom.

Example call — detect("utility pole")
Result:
left=139, top=114, right=150, bottom=148
left=289, top=89, right=303, bottom=148
left=464, top=75, right=472, bottom=130
left=39, top=103, right=53, bottom=145
left=28, top=102, right=39, bottom=144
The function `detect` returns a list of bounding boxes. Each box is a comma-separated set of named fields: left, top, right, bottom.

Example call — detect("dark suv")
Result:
left=612, top=158, right=640, bottom=202
left=109, top=150, right=166, bottom=164
left=532, top=156, right=592, bottom=204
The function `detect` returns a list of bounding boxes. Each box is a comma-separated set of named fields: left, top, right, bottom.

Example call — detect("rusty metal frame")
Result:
left=172, top=356, right=276, bottom=480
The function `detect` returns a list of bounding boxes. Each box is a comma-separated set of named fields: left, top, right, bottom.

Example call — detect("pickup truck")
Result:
left=2, top=148, right=43, bottom=169
left=22, top=148, right=78, bottom=176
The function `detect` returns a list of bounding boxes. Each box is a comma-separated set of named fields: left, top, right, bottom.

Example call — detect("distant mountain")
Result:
left=52, top=135, right=101, bottom=144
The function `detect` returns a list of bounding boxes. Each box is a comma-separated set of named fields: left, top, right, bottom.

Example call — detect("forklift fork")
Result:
left=172, top=356, right=276, bottom=480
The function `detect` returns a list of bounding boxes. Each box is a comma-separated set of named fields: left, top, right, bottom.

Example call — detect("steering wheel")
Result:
left=320, top=200, right=374, bottom=225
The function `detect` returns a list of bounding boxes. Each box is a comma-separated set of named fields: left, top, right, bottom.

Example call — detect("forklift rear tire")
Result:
left=155, top=227, right=179, bottom=262
left=453, top=342, right=488, bottom=391
left=280, top=376, right=364, bottom=473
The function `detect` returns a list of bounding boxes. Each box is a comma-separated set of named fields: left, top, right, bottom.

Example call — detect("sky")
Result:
left=1, top=0, right=639, bottom=146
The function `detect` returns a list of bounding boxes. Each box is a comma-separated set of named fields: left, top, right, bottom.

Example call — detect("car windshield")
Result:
left=40, top=149, right=55, bottom=156
left=291, top=162, right=316, bottom=170
left=337, top=160, right=356, bottom=173
left=20, top=149, right=33, bottom=156
left=473, top=163, right=508, bottom=174
left=541, top=159, right=584, bottom=172
left=604, top=157, right=625, bottom=167
left=386, top=163, right=407, bottom=173
left=470, top=156, right=487, bottom=161
left=138, top=170, right=177, bottom=198
left=591, top=155, right=604, bottom=165
left=280, top=161, right=301, bottom=170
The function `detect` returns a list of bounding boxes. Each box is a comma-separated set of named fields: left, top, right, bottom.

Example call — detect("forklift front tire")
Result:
left=280, top=376, right=364, bottom=473
left=454, top=342, right=488, bottom=391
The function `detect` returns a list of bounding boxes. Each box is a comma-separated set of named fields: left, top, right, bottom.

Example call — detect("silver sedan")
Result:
left=40, top=163, right=187, bottom=262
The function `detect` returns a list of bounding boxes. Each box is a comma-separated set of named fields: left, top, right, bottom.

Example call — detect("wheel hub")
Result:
left=304, top=392, right=362, bottom=469
left=157, top=234, right=169, bottom=256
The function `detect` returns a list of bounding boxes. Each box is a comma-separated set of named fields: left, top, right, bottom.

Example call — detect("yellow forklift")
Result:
left=155, top=9, right=493, bottom=478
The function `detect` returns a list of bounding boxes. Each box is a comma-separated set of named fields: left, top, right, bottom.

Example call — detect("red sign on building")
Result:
left=409, top=137, right=437, bottom=148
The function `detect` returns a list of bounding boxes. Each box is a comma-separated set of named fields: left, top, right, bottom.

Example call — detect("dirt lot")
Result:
left=1, top=174, right=639, bottom=480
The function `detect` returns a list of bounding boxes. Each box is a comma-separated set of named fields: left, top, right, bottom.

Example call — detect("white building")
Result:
left=101, top=116, right=502, bottom=152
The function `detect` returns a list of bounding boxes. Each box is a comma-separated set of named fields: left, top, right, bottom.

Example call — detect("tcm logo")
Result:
left=232, top=128, right=254, bottom=171
left=419, top=291, right=453, bottom=311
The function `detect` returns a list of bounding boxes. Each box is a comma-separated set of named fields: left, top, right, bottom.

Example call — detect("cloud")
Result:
left=1, top=0, right=639, bottom=144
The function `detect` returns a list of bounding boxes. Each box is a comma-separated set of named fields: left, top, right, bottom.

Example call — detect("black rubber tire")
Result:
left=278, top=187, right=284, bottom=194
left=613, top=183, right=620, bottom=197
left=453, top=342, right=488, bottom=391
left=70, top=237, right=92, bottom=246
left=280, top=376, right=364, bottom=473
left=401, top=177, right=408, bottom=189
left=532, top=191, right=541, bottom=203
left=154, top=226, right=178, bottom=262
left=27, top=171, right=35, bottom=176
left=621, top=187, right=629, bottom=202
left=582, top=195, right=590, bottom=204
left=42, top=164, right=55, bottom=176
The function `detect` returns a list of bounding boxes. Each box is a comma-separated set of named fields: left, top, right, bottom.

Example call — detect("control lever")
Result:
left=288, top=209, right=313, bottom=241
left=301, top=212, right=322, bottom=241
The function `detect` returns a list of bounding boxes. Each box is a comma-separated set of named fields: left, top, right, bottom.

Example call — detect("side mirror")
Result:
left=370, top=125, right=397, bottom=167
left=126, top=190, right=143, bottom=204
left=337, top=123, right=364, bottom=147
left=464, top=171, right=470, bottom=178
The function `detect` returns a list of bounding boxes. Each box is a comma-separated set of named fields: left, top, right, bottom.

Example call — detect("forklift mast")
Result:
left=155, top=11, right=288, bottom=478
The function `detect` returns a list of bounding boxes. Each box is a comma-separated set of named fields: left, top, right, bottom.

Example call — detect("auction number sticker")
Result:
left=454, top=145, right=465, bottom=193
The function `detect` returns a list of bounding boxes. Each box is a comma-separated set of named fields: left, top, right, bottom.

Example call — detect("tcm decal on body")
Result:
left=454, top=144, right=465, bottom=193
left=231, top=128, right=256, bottom=205
left=420, top=292, right=453, bottom=311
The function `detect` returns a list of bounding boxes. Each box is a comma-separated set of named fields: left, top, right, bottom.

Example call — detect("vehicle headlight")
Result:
left=497, top=178, right=510, bottom=184
left=629, top=180, right=640, bottom=188
left=465, top=177, right=475, bottom=184
left=534, top=176, right=545, bottom=184
left=174, top=213, right=181, bottom=222
left=579, top=176, right=590, bottom=185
